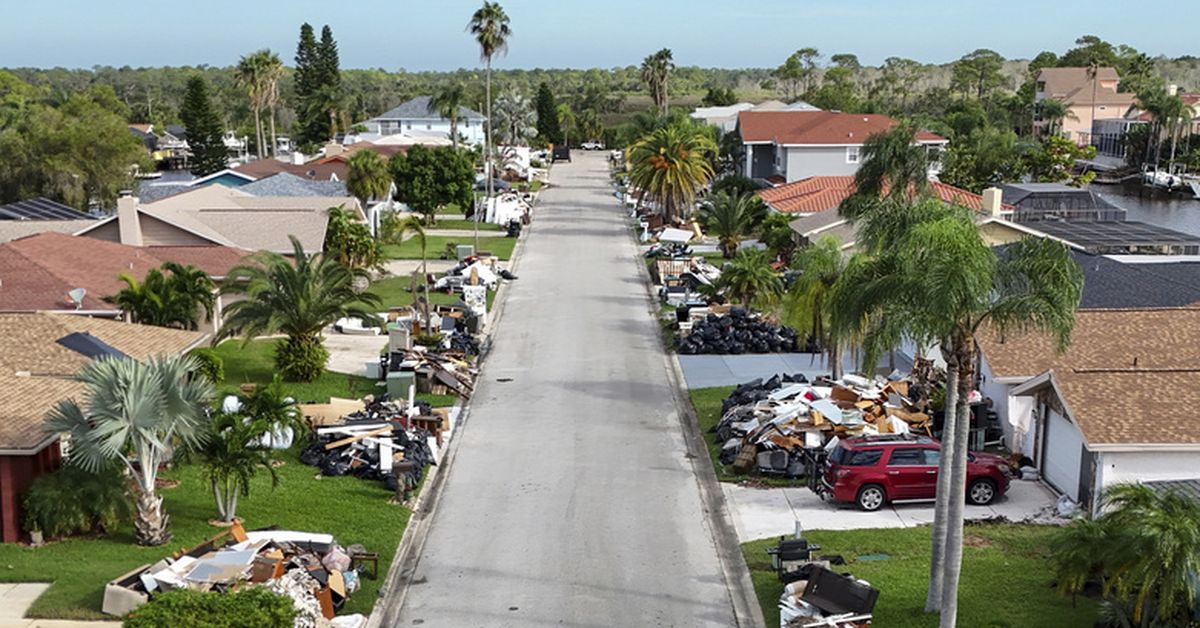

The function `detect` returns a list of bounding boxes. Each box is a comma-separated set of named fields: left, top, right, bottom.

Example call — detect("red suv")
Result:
left=821, top=435, right=1013, bottom=511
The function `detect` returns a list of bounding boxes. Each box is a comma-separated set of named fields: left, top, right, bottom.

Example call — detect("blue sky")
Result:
left=0, top=0, right=1195, bottom=70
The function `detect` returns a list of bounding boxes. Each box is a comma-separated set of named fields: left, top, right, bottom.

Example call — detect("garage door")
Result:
left=1043, top=410, right=1083, bottom=501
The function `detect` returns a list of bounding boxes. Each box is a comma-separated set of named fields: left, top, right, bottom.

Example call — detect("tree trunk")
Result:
left=451, top=118, right=459, bottom=151
left=212, top=479, right=226, bottom=521
left=269, top=105, right=278, bottom=157
left=481, top=59, right=491, bottom=254
left=134, top=488, right=171, bottom=546
left=925, top=356, right=960, bottom=612
left=939, top=342, right=976, bottom=627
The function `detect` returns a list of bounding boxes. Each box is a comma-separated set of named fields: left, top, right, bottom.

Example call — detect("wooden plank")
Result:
left=323, top=426, right=392, bottom=450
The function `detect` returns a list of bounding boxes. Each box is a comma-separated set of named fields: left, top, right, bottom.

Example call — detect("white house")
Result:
left=359, top=96, right=486, bottom=146
left=735, top=110, right=946, bottom=184
left=976, top=307, right=1200, bottom=512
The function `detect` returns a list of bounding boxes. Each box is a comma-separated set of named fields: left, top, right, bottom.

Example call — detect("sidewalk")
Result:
left=722, top=479, right=1058, bottom=541
left=0, top=584, right=119, bottom=628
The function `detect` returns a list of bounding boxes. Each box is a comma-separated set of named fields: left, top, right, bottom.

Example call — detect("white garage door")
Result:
left=1043, top=410, right=1084, bottom=501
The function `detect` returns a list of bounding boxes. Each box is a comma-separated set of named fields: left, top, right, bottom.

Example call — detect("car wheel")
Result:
left=856, top=485, right=887, bottom=511
left=968, top=479, right=996, bottom=505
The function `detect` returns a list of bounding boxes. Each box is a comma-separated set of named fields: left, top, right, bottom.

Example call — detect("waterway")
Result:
left=1095, top=184, right=1200, bottom=236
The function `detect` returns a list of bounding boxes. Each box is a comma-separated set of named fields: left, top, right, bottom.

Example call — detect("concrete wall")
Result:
left=784, top=146, right=860, bottom=181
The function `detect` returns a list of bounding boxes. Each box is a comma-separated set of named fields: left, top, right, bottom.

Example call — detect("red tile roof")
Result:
left=738, top=111, right=945, bottom=145
left=758, top=176, right=1011, bottom=214
left=0, top=232, right=248, bottom=312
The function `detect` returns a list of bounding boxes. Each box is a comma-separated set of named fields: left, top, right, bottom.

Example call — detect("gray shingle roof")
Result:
left=1073, top=251, right=1200, bottom=308
left=368, top=96, right=485, bottom=122
left=239, top=173, right=349, bottom=197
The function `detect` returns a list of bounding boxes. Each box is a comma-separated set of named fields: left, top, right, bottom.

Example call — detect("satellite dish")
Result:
left=66, top=287, right=86, bottom=309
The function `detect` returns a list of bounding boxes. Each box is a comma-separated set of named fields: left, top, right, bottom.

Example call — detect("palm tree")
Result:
left=429, top=84, right=467, bottom=150
left=218, top=236, right=382, bottom=382
left=715, top=248, right=783, bottom=308
left=578, top=108, right=603, bottom=143
left=468, top=1, right=511, bottom=253
left=105, top=263, right=216, bottom=331
left=236, top=51, right=269, bottom=159
left=45, top=355, right=214, bottom=546
left=640, top=48, right=674, bottom=116
left=557, top=102, right=576, bottom=147
left=345, top=149, right=392, bottom=210
left=697, top=191, right=762, bottom=258
left=1036, top=99, right=1076, bottom=138
left=493, top=90, right=536, bottom=146
left=194, top=411, right=278, bottom=523
left=830, top=202, right=1082, bottom=625
left=260, top=51, right=284, bottom=157
left=389, top=215, right=434, bottom=331
left=785, top=235, right=851, bottom=377
left=840, top=123, right=930, bottom=219
left=627, top=122, right=717, bottom=223
left=239, top=375, right=305, bottom=452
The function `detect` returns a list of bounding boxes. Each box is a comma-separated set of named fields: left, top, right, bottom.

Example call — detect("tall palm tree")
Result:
left=429, top=84, right=467, bottom=150
left=640, top=48, right=674, bottom=116
left=831, top=202, right=1082, bottom=625
left=578, top=108, right=603, bottom=143
left=45, top=355, right=214, bottom=546
left=627, top=122, right=717, bottom=223
left=390, top=216, right=433, bottom=331
left=1036, top=99, right=1076, bottom=139
left=259, top=51, right=284, bottom=157
left=715, top=248, right=783, bottom=308
left=697, top=191, right=762, bottom=258
left=236, top=51, right=268, bottom=159
left=840, top=123, right=931, bottom=220
left=556, top=102, right=576, bottom=147
left=785, top=235, right=851, bottom=378
left=218, top=236, right=382, bottom=382
left=468, top=1, right=511, bottom=253
left=345, top=149, right=392, bottom=209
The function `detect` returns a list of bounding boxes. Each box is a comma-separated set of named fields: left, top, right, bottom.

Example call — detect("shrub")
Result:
left=23, top=463, right=131, bottom=538
left=123, top=587, right=296, bottom=628
left=189, top=348, right=225, bottom=384
left=413, top=332, right=444, bottom=348
left=274, top=337, right=329, bottom=383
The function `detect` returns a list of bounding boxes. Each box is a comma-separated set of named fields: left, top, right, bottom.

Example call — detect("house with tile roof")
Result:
left=0, top=314, right=206, bottom=543
left=358, top=96, right=486, bottom=146
left=735, top=110, right=946, bottom=184
left=1034, top=67, right=1137, bottom=144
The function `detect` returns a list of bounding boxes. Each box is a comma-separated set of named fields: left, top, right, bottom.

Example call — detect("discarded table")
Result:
left=351, top=551, right=380, bottom=580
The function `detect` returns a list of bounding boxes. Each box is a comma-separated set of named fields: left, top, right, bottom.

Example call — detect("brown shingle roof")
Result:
left=979, top=308, right=1200, bottom=445
left=738, top=111, right=945, bottom=145
left=0, top=314, right=205, bottom=450
left=233, top=159, right=347, bottom=181
left=1036, top=67, right=1136, bottom=106
left=0, top=232, right=247, bottom=313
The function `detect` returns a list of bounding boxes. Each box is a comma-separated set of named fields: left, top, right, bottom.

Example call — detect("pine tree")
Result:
left=180, top=76, right=227, bottom=176
left=294, top=23, right=341, bottom=148
left=317, top=26, right=341, bottom=92
left=293, top=23, right=318, bottom=106
left=534, top=82, right=562, bottom=146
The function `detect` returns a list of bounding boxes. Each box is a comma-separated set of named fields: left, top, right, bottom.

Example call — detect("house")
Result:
left=75, top=187, right=362, bottom=255
left=1001, top=183, right=1126, bottom=222
left=1034, top=67, right=1136, bottom=144
left=359, top=96, right=486, bottom=145
left=0, top=313, right=206, bottom=543
left=736, top=110, right=946, bottom=184
left=0, top=231, right=247, bottom=333
left=976, top=308, right=1200, bottom=512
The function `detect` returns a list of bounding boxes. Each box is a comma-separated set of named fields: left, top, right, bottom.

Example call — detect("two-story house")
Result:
left=360, top=96, right=486, bottom=145
left=1034, top=67, right=1136, bottom=145
left=735, top=110, right=946, bottom=185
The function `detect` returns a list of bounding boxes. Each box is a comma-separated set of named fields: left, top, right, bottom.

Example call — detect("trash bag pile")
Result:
left=300, top=415, right=434, bottom=491
left=449, top=333, right=481, bottom=356
left=678, top=307, right=798, bottom=355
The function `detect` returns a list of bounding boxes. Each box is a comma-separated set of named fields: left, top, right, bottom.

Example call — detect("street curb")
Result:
left=627, top=210, right=766, bottom=627
left=366, top=191, right=536, bottom=628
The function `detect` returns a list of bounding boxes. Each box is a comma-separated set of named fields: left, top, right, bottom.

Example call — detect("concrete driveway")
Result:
left=378, top=152, right=743, bottom=627
left=722, top=479, right=1058, bottom=541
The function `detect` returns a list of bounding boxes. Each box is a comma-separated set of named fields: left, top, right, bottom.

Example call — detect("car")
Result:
left=821, top=434, right=1013, bottom=511
left=552, top=145, right=571, bottom=162
left=580, top=140, right=605, bottom=150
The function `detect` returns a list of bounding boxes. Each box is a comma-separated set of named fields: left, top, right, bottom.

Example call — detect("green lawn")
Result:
left=742, top=524, right=1097, bottom=628
left=689, top=386, right=800, bottom=487
left=370, top=276, right=496, bottom=312
left=0, top=446, right=411, bottom=619
left=426, top=219, right=502, bottom=232
left=382, top=235, right=516, bottom=261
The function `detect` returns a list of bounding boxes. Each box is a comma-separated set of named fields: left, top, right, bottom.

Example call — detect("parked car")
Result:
left=821, top=434, right=1013, bottom=511
left=580, top=140, right=605, bottom=150
left=552, top=145, right=571, bottom=162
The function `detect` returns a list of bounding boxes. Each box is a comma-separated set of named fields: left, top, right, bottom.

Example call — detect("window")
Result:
left=846, top=146, right=860, bottom=164
left=888, top=449, right=923, bottom=466
left=922, top=449, right=940, bottom=466
left=831, top=448, right=882, bottom=467
left=1036, top=81, right=1046, bottom=92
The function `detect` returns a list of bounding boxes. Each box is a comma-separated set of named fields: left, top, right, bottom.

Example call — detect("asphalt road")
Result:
left=389, top=153, right=739, bottom=627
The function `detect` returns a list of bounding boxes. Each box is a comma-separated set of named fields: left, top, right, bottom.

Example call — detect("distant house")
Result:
left=0, top=314, right=206, bottom=543
left=735, top=110, right=946, bottom=184
left=1034, top=67, right=1136, bottom=145
left=359, top=96, right=486, bottom=145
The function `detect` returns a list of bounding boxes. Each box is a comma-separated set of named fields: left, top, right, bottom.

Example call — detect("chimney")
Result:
left=981, top=187, right=1003, bottom=218
left=117, top=192, right=143, bottom=246
left=324, top=141, right=343, bottom=158
left=1168, top=84, right=1179, bottom=97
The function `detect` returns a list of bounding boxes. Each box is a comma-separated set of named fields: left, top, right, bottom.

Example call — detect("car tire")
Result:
left=856, top=485, right=887, bottom=511
left=968, top=478, right=997, bottom=505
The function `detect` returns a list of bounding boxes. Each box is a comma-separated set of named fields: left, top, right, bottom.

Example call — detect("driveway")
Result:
left=722, top=479, right=1058, bottom=541
left=378, top=152, right=741, bottom=626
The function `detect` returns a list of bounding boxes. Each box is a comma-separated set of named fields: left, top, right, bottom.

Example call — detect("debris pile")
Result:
left=713, top=373, right=932, bottom=477
left=678, top=308, right=798, bottom=355
left=104, top=525, right=372, bottom=623
left=767, top=536, right=879, bottom=627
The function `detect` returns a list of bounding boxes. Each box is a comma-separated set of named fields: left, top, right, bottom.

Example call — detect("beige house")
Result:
left=1034, top=67, right=1136, bottom=144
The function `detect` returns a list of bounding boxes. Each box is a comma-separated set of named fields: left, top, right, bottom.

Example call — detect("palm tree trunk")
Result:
left=254, top=106, right=264, bottom=160
left=939, top=344, right=976, bottom=628
left=134, top=488, right=170, bottom=546
left=480, top=59, right=491, bottom=253
left=268, top=98, right=278, bottom=157
left=212, top=479, right=225, bottom=521
left=925, top=359, right=959, bottom=612
left=451, top=118, right=459, bottom=151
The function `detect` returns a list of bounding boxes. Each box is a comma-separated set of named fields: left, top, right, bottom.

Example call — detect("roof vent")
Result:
left=863, top=117, right=869, bottom=122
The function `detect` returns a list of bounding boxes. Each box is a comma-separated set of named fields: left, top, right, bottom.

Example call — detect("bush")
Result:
left=273, top=336, right=329, bottom=383
left=123, top=587, right=296, bottom=628
left=23, top=464, right=131, bottom=538
left=189, top=348, right=225, bottom=384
